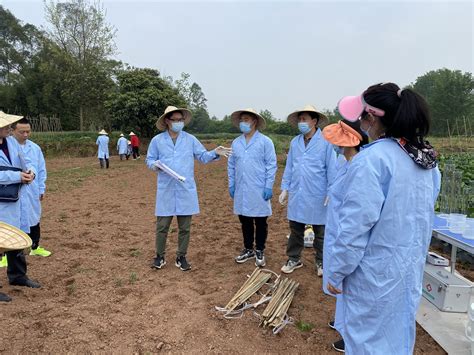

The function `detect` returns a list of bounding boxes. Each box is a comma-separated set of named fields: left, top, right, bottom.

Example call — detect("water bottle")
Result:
left=465, top=302, right=474, bottom=355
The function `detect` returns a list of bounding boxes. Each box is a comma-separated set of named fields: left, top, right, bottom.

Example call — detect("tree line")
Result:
left=0, top=1, right=472, bottom=137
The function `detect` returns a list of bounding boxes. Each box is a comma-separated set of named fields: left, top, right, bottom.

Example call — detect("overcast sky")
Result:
left=2, top=0, right=473, bottom=120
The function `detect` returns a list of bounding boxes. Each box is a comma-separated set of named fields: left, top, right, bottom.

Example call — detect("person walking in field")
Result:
left=117, top=133, right=128, bottom=160
left=146, top=106, right=232, bottom=271
left=279, top=105, right=337, bottom=276
left=96, top=129, right=110, bottom=168
left=228, top=108, right=277, bottom=267
left=11, top=117, right=50, bottom=258
left=129, top=132, right=140, bottom=160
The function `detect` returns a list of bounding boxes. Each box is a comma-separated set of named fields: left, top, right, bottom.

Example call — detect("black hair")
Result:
left=362, top=83, right=430, bottom=147
left=342, top=119, right=369, bottom=151
left=298, top=111, right=319, bottom=121
left=240, top=112, right=258, bottom=121
left=165, top=110, right=183, bottom=119
left=11, top=117, right=30, bottom=129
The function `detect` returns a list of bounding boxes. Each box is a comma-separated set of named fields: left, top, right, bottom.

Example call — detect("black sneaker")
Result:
left=332, top=339, right=345, bottom=353
left=235, top=248, right=255, bottom=263
left=0, top=292, right=11, bottom=302
left=153, top=255, right=166, bottom=269
left=175, top=256, right=191, bottom=271
left=255, top=250, right=266, bottom=267
left=328, top=320, right=336, bottom=330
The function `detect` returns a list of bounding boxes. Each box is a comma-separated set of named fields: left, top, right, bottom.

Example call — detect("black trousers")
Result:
left=132, top=147, right=140, bottom=159
left=238, top=215, right=268, bottom=251
left=99, top=158, right=109, bottom=168
left=29, top=223, right=41, bottom=250
left=6, top=250, right=27, bottom=284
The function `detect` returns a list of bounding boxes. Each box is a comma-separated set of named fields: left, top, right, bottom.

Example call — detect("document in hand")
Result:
left=153, top=160, right=186, bottom=183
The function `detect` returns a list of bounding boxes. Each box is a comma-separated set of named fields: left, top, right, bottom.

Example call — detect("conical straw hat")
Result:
left=0, top=111, right=23, bottom=129
left=156, top=106, right=192, bottom=131
left=230, top=108, right=266, bottom=130
left=287, top=105, right=328, bottom=127
left=0, top=222, right=32, bottom=253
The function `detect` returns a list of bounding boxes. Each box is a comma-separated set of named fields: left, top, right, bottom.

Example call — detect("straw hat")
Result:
left=323, top=120, right=363, bottom=147
left=129, top=131, right=136, bottom=136
left=230, top=108, right=266, bottom=130
left=0, top=222, right=32, bottom=253
left=156, top=106, right=192, bottom=131
left=119, top=133, right=124, bottom=137
left=98, top=129, right=108, bottom=135
left=287, top=105, right=328, bottom=127
left=0, top=111, right=23, bottom=129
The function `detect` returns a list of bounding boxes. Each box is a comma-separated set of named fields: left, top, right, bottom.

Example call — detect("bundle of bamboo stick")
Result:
left=222, top=268, right=273, bottom=313
left=260, top=277, right=299, bottom=333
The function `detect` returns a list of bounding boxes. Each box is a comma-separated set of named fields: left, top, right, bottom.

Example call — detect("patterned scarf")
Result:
left=394, top=137, right=438, bottom=169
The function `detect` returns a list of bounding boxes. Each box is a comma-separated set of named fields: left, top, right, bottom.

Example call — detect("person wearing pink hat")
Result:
left=326, top=83, right=440, bottom=354
left=321, top=119, right=368, bottom=353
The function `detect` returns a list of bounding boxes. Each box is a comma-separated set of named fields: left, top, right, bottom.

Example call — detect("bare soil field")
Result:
left=0, top=148, right=445, bottom=354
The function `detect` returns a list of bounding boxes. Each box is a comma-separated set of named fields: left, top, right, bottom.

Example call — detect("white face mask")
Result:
left=171, top=122, right=184, bottom=133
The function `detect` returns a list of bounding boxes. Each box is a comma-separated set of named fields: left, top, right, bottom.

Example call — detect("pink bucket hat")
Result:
left=337, top=94, right=385, bottom=122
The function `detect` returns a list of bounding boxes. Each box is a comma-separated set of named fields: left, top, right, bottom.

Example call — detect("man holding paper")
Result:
left=146, top=106, right=231, bottom=271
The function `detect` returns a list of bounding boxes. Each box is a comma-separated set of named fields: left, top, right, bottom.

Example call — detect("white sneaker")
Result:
left=316, top=263, right=323, bottom=277
left=255, top=250, right=266, bottom=267
left=281, top=259, right=303, bottom=274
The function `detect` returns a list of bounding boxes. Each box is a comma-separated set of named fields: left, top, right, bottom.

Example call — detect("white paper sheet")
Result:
left=153, top=160, right=186, bottom=182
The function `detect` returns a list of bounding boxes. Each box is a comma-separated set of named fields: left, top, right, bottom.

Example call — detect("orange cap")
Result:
left=323, top=121, right=362, bottom=147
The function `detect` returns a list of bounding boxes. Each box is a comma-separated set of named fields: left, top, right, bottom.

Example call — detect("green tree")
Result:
left=105, top=67, right=186, bottom=137
left=411, top=69, right=474, bottom=136
left=45, top=0, right=117, bottom=130
left=0, top=5, right=46, bottom=115
left=0, top=5, right=43, bottom=85
left=189, top=82, right=207, bottom=110
left=186, top=106, right=210, bottom=133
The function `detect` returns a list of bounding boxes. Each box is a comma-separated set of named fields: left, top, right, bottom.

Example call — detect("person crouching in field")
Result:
left=279, top=105, right=336, bottom=276
left=320, top=119, right=368, bottom=353
left=11, top=118, right=50, bottom=258
left=117, top=133, right=128, bottom=161
left=228, top=108, right=277, bottom=267
left=146, top=106, right=232, bottom=271
left=96, top=129, right=110, bottom=168
left=0, top=111, right=41, bottom=302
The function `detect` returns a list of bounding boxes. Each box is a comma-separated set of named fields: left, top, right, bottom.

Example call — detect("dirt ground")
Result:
left=0, top=148, right=446, bottom=354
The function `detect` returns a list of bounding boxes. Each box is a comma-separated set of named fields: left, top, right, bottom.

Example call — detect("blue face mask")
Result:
left=171, top=122, right=184, bottom=133
left=333, top=145, right=344, bottom=155
left=298, top=122, right=311, bottom=134
left=239, top=122, right=252, bottom=134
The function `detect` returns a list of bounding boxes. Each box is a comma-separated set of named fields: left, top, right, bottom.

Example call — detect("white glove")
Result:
left=279, top=190, right=288, bottom=205
left=215, top=146, right=233, bottom=158
left=151, top=161, right=161, bottom=172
